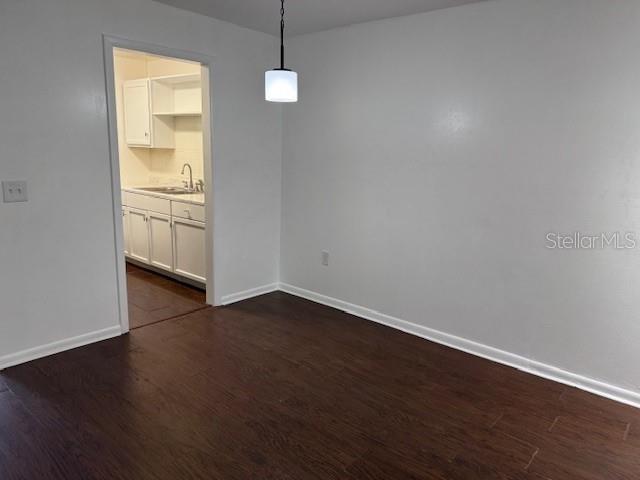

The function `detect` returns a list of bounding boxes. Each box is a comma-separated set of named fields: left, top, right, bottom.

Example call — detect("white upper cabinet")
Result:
left=123, top=79, right=151, bottom=146
left=122, top=74, right=201, bottom=149
left=151, top=74, right=202, bottom=116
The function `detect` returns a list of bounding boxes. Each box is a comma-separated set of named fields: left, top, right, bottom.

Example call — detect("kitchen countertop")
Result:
left=123, top=187, right=205, bottom=206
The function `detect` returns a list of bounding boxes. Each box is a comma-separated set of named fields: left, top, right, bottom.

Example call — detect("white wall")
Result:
left=113, top=53, right=152, bottom=186
left=114, top=51, right=205, bottom=187
left=146, top=56, right=201, bottom=77
left=0, top=0, right=282, bottom=362
left=282, top=0, right=640, bottom=396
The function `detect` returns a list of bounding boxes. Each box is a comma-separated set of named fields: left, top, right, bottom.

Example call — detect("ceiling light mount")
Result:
left=265, top=0, right=298, bottom=102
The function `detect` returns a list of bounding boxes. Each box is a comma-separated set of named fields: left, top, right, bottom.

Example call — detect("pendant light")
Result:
left=265, top=0, right=298, bottom=102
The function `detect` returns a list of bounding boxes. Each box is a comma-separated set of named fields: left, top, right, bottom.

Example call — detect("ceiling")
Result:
left=152, top=0, right=487, bottom=37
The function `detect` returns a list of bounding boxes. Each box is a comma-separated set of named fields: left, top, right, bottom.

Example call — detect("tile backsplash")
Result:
left=149, top=116, right=204, bottom=186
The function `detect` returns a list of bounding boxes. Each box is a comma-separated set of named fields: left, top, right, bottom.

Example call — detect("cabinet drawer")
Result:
left=127, top=192, right=170, bottom=215
left=172, top=201, right=205, bottom=222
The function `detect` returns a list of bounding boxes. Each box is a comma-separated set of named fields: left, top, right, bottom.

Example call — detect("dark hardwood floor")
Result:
left=126, top=263, right=207, bottom=329
left=2, top=291, right=640, bottom=479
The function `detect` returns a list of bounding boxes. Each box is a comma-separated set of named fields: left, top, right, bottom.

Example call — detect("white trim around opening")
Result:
left=101, top=35, right=219, bottom=334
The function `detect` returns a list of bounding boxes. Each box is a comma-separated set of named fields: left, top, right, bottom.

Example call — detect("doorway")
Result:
left=103, top=36, right=216, bottom=333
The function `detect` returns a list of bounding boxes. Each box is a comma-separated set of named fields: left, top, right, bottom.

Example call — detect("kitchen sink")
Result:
left=135, top=186, right=196, bottom=195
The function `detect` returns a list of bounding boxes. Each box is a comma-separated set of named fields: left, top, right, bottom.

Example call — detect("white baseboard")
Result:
left=5, top=284, right=638, bottom=409
left=221, top=283, right=279, bottom=306
left=0, top=282, right=276, bottom=370
left=278, top=283, right=640, bottom=409
left=0, top=325, right=122, bottom=370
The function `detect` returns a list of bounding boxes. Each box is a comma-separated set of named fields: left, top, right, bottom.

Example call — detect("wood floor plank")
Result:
left=2, top=285, right=640, bottom=479
left=126, top=263, right=206, bottom=329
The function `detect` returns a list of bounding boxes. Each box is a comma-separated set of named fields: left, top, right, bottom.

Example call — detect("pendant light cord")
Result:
left=280, top=0, right=285, bottom=69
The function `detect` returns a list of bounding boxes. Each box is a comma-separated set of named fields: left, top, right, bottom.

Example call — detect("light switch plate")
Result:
left=2, top=181, right=28, bottom=203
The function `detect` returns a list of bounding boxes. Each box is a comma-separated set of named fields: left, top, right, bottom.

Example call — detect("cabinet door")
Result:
left=123, top=79, right=151, bottom=146
left=148, top=212, right=173, bottom=272
left=128, top=208, right=150, bottom=264
left=172, top=217, right=206, bottom=283
left=122, top=208, right=130, bottom=257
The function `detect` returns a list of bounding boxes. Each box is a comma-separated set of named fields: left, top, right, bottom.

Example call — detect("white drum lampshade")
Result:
left=265, top=69, right=298, bottom=103
left=265, top=0, right=298, bottom=103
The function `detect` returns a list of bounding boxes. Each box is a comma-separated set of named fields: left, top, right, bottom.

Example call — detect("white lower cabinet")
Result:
left=148, top=212, right=173, bottom=272
left=128, top=207, right=150, bottom=264
left=173, top=217, right=206, bottom=283
left=122, top=208, right=130, bottom=256
left=122, top=194, right=205, bottom=283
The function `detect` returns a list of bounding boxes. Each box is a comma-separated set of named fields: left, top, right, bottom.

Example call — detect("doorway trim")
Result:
left=102, top=35, right=217, bottom=333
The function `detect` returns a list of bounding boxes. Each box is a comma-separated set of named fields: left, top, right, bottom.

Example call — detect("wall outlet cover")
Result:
left=2, top=181, right=28, bottom=203
left=321, top=251, right=329, bottom=266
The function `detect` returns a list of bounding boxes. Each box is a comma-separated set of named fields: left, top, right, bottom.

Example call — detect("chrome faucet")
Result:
left=181, top=163, right=194, bottom=191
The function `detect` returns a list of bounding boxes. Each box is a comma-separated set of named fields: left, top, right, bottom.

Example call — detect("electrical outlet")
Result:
left=2, top=181, right=28, bottom=203
left=321, top=251, right=329, bottom=266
